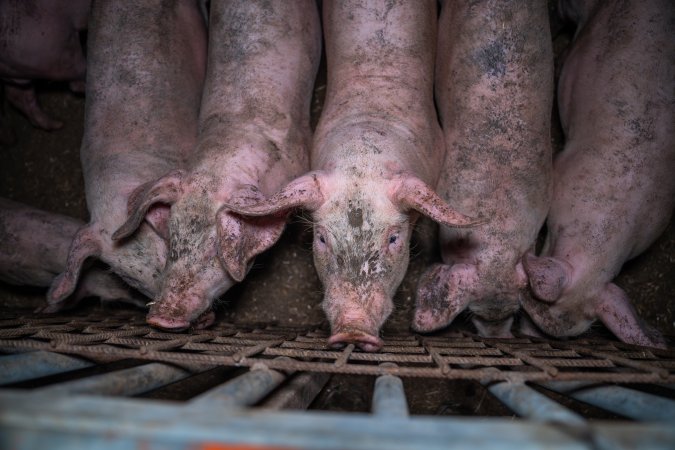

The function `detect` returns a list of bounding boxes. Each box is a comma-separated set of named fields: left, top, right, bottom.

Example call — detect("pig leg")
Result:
left=4, top=82, right=63, bottom=130
left=414, top=0, right=553, bottom=337
left=521, top=0, right=673, bottom=347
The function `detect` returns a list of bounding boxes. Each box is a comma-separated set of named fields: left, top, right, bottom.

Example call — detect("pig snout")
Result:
left=323, top=285, right=392, bottom=352
left=328, top=328, right=383, bottom=353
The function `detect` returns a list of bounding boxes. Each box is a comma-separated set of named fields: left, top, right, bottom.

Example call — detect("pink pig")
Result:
left=111, top=0, right=321, bottom=330
left=0, top=0, right=90, bottom=130
left=521, top=0, right=673, bottom=347
left=224, top=0, right=480, bottom=351
left=46, top=1, right=206, bottom=310
left=413, top=0, right=554, bottom=338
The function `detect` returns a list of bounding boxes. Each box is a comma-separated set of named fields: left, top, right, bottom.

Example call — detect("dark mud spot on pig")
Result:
left=474, top=41, right=507, bottom=78
left=347, top=205, right=363, bottom=228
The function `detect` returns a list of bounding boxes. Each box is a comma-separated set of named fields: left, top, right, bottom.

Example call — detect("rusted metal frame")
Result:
left=552, top=344, right=670, bottom=379
left=491, top=342, right=559, bottom=376
left=1, top=338, right=674, bottom=382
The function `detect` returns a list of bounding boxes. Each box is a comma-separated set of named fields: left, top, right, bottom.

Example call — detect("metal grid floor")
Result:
left=1, top=308, right=674, bottom=449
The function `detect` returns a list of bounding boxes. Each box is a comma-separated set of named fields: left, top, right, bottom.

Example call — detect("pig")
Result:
left=45, top=1, right=207, bottom=313
left=0, top=0, right=90, bottom=130
left=222, top=0, right=480, bottom=352
left=520, top=0, right=673, bottom=347
left=0, top=198, right=145, bottom=310
left=412, top=0, right=554, bottom=338
left=111, top=0, right=321, bottom=330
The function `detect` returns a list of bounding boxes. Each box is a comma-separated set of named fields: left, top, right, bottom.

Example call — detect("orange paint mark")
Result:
left=199, top=443, right=298, bottom=450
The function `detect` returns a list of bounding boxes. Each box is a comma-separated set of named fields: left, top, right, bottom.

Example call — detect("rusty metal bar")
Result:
left=0, top=351, right=93, bottom=384
left=34, top=362, right=190, bottom=396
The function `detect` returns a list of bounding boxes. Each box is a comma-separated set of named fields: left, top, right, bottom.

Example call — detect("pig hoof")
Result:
left=146, top=315, right=190, bottom=332
left=328, top=331, right=383, bottom=352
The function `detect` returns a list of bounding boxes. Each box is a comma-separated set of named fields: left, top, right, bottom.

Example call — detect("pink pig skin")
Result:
left=0, top=0, right=90, bottom=130
left=223, top=0, right=480, bottom=351
left=521, top=0, right=674, bottom=348
left=413, top=0, right=554, bottom=338
left=46, top=1, right=207, bottom=312
left=0, top=198, right=145, bottom=310
left=113, top=0, right=321, bottom=330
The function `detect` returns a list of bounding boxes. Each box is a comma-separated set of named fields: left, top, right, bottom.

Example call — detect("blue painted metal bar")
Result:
left=0, top=351, right=93, bottom=385
left=1, top=390, right=674, bottom=450
left=188, top=366, right=286, bottom=409
left=34, top=362, right=190, bottom=397
left=485, top=381, right=585, bottom=425
left=372, top=373, right=409, bottom=418
left=539, top=381, right=675, bottom=422
left=260, top=371, right=330, bottom=410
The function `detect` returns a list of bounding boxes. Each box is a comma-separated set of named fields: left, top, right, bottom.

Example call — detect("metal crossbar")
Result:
left=0, top=309, right=672, bottom=383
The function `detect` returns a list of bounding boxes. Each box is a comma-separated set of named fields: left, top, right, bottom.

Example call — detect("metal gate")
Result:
left=1, top=308, right=674, bottom=449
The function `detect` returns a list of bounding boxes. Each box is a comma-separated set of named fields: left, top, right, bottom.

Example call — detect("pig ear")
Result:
left=388, top=176, right=483, bottom=228
left=47, top=225, right=102, bottom=305
left=595, top=283, right=666, bottom=348
left=216, top=186, right=289, bottom=282
left=111, top=170, right=184, bottom=241
left=221, top=172, right=325, bottom=217
left=522, top=253, right=572, bottom=303
left=412, top=263, right=477, bottom=333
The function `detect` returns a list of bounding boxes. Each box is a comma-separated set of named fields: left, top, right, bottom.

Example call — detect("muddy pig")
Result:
left=0, top=0, right=90, bottom=130
left=112, top=0, right=321, bottom=330
left=224, top=0, right=480, bottom=351
left=413, top=0, right=554, bottom=338
left=521, top=0, right=673, bottom=347
left=0, top=198, right=144, bottom=310
left=46, top=1, right=206, bottom=311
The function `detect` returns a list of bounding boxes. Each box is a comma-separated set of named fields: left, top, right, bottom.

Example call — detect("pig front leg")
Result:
left=414, top=0, right=553, bottom=337
left=521, top=0, right=673, bottom=348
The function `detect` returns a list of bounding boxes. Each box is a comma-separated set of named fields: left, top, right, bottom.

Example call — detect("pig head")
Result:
left=224, top=160, right=480, bottom=351
left=109, top=166, right=289, bottom=331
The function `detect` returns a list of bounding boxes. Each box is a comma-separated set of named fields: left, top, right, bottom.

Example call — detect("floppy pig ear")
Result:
left=389, top=176, right=483, bottom=228
left=216, top=186, right=289, bottom=282
left=412, top=263, right=476, bottom=333
left=522, top=253, right=572, bottom=303
left=220, top=173, right=325, bottom=217
left=111, top=170, right=184, bottom=241
left=46, top=225, right=102, bottom=305
left=595, top=283, right=666, bottom=348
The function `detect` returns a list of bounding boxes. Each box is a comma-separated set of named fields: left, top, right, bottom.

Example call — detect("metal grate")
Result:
left=0, top=309, right=672, bottom=384
left=1, top=308, right=674, bottom=450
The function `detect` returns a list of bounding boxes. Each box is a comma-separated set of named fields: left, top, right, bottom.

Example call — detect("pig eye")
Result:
left=388, top=235, right=398, bottom=245
left=319, top=234, right=326, bottom=244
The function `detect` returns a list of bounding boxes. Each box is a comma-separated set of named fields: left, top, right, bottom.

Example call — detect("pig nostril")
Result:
left=328, top=332, right=383, bottom=352
left=146, top=315, right=190, bottom=332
